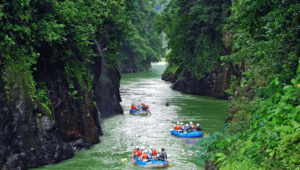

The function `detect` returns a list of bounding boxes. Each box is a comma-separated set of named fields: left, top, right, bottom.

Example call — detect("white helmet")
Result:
left=197, top=123, right=199, bottom=126
left=141, top=146, right=145, bottom=150
left=180, top=122, right=183, bottom=125
left=177, top=121, right=179, bottom=125
left=136, top=145, right=139, bottom=149
left=186, top=124, right=189, bottom=126
left=190, top=121, right=193, bottom=125
left=150, top=146, right=153, bottom=150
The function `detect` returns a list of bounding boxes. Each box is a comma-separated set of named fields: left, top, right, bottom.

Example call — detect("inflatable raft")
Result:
left=133, top=157, right=170, bottom=168
left=171, top=130, right=203, bottom=138
left=130, top=109, right=150, bottom=115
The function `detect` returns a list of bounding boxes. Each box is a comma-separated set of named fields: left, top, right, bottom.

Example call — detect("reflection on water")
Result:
left=34, top=63, right=228, bottom=170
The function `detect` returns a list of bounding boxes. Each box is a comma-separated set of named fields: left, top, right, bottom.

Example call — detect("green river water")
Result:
left=34, top=63, right=228, bottom=170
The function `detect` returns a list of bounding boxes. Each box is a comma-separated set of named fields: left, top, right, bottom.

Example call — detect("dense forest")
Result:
left=155, top=0, right=300, bottom=169
left=118, top=0, right=164, bottom=73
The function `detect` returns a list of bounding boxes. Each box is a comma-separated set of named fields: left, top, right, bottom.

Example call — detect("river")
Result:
left=34, top=63, right=228, bottom=170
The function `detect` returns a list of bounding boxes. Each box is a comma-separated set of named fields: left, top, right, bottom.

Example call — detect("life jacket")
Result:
left=146, top=105, right=149, bottom=109
left=137, top=151, right=142, bottom=157
left=152, top=150, right=157, bottom=156
left=143, top=153, right=148, bottom=159
left=178, top=126, right=182, bottom=130
left=131, top=105, right=137, bottom=110
left=175, top=125, right=178, bottom=130
left=193, top=125, right=196, bottom=130
left=133, top=149, right=138, bottom=156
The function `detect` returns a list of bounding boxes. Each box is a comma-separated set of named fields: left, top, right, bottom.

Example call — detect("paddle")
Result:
left=203, top=132, right=209, bottom=137
left=121, top=156, right=134, bottom=162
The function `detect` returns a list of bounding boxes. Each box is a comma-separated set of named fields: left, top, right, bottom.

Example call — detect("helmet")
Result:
left=190, top=121, right=193, bottom=125
left=161, top=148, right=165, bottom=151
left=141, top=146, right=145, bottom=150
left=150, top=146, right=153, bottom=150
left=142, top=103, right=145, bottom=106
left=186, top=124, right=188, bottom=126
left=177, top=121, right=179, bottom=125
left=197, top=123, right=199, bottom=126
left=180, top=122, right=183, bottom=125
left=136, top=145, right=139, bottom=149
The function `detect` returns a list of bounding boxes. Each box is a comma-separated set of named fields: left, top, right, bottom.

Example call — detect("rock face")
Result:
left=0, top=40, right=123, bottom=169
left=0, top=64, right=74, bottom=170
left=162, top=32, right=241, bottom=100
left=162, top=62, right=245, bottom=99
left=93, top=42, right=124, bottom=118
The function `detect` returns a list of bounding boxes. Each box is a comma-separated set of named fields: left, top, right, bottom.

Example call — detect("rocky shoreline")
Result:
left=161, top=62, right=245, bottom=100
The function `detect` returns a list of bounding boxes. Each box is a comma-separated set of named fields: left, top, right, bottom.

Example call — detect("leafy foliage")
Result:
left=118, top=0, right=164, bottom=70
left=0, top=0, right=132, bottom=119
left=196, top=0, right=300, bottom=169
left=154, top=0, right=231, bottom=79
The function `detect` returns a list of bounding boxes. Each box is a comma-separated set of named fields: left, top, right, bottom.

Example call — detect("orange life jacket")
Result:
left=193, top=125, right=196, bottom=130
left=175, top=125, right=178, bottom=130
left=137, top=151, right=142, bottom=157
left=134, top=149, right=138, bottom=156
left=146, top=105, right=149, bottom=109
left=152, top=150, right=157, bottom=156
left=143, top=153, right=148, bottom=159
left=131, top=105, right=137, bottom=110
left=178, top=126, right=182, bottom=130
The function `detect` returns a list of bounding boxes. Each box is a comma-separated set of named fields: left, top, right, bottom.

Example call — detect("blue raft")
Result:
left=133, top=157, right=170, bottom=168
left=130, top=109, right=150, bottom=115
left=171, top=130, right=203, bottom=138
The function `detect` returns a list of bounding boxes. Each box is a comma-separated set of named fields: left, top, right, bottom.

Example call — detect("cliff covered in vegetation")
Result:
left=155, top=0, right=237, bottom=99
left=155, top=0, right=300, bottom=169
left=0, top=0, right=144, bottom=169
left=118, top=0, right=164, bottom=74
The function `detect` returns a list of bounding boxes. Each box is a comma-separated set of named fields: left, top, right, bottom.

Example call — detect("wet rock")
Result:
left=70, top=139, right=91, bottom=151
left=162, top=62, right=245, bottom=100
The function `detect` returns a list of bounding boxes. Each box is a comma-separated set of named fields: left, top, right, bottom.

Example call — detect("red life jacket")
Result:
left=193, top=125, right=196, bottom=130
left=175, top=125, right=178, bottom=130
left=143, top=153, right=148, bottom=159
left=146, top=105, right=149, bottom=109
left=178, top=126, right=182, bottom=130
left=152, top=150, right=157, bottom=156
left=137, top=151, right=142, bottom=157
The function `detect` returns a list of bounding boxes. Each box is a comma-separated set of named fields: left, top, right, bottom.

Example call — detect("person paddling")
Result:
left=142, top=150, right=150, bottom=162
left=133, top=146, right=139, bottom=157
left=166, top=102, right=170, bottom=106
left=136, top=146, right=144, bottom=159
left=151, top=148, right=158, bottom=158
left=141, top=103, right=149, bottom=111
left=174, top=121, right=179, bottom=131
left=196, top=123, right=203, bottom=132
left=178, top=122, right=183, bottom=133
left=158, top=148, right=167, bottom=161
